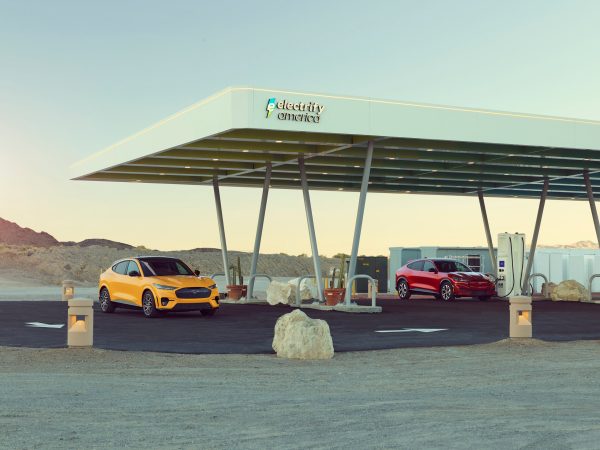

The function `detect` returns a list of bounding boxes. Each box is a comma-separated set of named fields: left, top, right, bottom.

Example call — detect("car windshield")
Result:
left=138, top=258, right=194, bottom=276
left=435, top=260, right=473, bottom=273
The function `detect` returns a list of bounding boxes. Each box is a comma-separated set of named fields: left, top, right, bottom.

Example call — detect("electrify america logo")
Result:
left=265, top=97, right=324, bottom=123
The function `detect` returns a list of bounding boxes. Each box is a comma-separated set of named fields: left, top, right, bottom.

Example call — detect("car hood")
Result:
left=449, top=272, right=490, bottom=282
left=148, top=275, right=215, bottom=288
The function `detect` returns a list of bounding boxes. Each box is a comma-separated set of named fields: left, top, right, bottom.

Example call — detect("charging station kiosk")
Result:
left=496, top=233, right=526, bottom=297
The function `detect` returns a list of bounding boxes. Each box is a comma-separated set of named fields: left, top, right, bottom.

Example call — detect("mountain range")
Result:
left=0, top=216, right=597, bottom=251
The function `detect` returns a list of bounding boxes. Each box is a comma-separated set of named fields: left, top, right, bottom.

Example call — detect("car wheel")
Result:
left=478, top=296, right=491, bottom=301
left=99, top=287, right=116, bottom=313
left=142, top=291, right=160, bottom=318
left=201, top=308, right=216, bottom=317
left=440, top=281, right=455, bottom=301
left=396, top=279, right=411, bottom=300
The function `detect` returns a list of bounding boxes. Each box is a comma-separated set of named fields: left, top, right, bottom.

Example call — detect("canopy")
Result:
left=72, top=86, right=600, bottom=200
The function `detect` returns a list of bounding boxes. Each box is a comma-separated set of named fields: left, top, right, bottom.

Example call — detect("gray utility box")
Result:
left=355, top=256, right=388, bottom=293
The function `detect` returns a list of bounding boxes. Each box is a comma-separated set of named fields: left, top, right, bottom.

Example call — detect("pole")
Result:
left=299, top=156, right=325, bottom=303
left=583, top=170, right=600, bottom=249
left=522, top=177, right=549, bottom=295
left=247, top=163, right=272, bottom=299
left=213, top=176, right=231, bottom=286
left=478, top=189, right=497, bottom=274
left=345, top=141, right=374, bottom=304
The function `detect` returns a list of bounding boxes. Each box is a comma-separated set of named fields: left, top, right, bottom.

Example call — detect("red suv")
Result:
left=395, top=259, right=496, bottom=301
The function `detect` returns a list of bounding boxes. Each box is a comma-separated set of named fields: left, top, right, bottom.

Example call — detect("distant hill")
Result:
left=540, top=240, right=598, bottom=249
left=63, top=239, right=133, bottom=250
left=0, top=217, right=59, bottom=247
left=0, top=217, right=134, bottom=250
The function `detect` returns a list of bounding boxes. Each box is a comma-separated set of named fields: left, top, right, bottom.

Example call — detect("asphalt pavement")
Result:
left=1, top=298, right=599, bottom=353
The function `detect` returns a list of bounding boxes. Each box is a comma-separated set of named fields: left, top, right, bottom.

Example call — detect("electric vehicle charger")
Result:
left=496, top=233, right=526, bottom=298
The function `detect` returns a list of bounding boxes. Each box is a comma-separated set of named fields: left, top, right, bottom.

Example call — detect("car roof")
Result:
left=111, top=256, right=181, bottom=265
left=135, top=256, right=181, bottom=260
left=407, top=258, right=461, bottom=264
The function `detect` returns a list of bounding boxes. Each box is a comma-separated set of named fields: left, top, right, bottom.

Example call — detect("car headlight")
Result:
left=208, top=284, right=217, bottom=290
left=153, top=284, right=177, bottom=291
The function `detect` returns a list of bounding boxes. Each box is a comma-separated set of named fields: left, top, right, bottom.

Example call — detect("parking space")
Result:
left=2, top=298, right=600, bottom=354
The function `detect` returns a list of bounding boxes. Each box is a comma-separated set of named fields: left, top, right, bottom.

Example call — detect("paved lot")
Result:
left=2, top=298, right=600, bottom=353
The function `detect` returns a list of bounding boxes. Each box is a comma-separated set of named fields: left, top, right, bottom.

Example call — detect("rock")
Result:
left=287, top=277, right=314, bottom=301
left=266, top=279, right=314, bottom=305
left=550, top=280, right=589, bottom=302
left=272, top=309, right=334, bottom=359
left=266, top=280, right=294, bottom=305
left=541, top=282, right=557, bottom=297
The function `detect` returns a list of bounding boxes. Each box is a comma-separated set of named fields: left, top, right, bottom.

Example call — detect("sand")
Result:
left=2, top=340, right=600, bottom=449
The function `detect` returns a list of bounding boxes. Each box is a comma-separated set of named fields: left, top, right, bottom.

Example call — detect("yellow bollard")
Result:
left=67, top=298, right=94, bottom=347
left=62, top=280, right=75, bottom=302
left=509, top=296, right=532, bottom=338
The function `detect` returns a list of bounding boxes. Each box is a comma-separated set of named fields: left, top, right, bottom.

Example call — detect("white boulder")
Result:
left=287, top=277, right=314, bottom=302
left=550, top=280, right=589, bottom=302
left=266, top=280, right=293, bottom=305
left=541, top=282, right=557, bottom=298
left=266, top=278, right=315, bottom=305
left=272, top=309, right=334, bottom=359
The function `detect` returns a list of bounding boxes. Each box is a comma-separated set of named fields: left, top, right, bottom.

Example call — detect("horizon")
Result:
left=1, top=214, right=597, bottom=257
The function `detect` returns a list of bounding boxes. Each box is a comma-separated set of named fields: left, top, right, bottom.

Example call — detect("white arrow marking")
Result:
left=376, top=328, right=447, bottom=333
left=26, top=322, right=64, bottom=329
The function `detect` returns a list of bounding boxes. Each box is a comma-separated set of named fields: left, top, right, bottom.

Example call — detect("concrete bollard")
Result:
left=62, top=280, right=75, bottom=302
left=367, top=279, right=379, bottom=298
left=509, top=296, right=532, bottom=338
left=67, top=298, right=94, bottom=347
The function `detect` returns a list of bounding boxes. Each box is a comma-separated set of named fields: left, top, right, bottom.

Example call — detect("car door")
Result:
left=421, top=260, right=438, bottom=293
left=406, top=260, right=424, bottom=290
left=109, top=260, right=130, bottom=301
left=122, top=260, right=145, bottom=306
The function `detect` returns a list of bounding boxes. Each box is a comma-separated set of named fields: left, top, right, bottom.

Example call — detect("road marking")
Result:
left=26, top=322, right=64, bottom=329
left=376, top=328, right=448, bottom=333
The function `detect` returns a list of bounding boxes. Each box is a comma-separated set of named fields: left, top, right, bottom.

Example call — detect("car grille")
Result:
left=176, top=287, right=212, bottom=299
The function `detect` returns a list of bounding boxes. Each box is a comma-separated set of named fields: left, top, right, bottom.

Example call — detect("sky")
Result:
left=1, top=0, right=600, bottom=256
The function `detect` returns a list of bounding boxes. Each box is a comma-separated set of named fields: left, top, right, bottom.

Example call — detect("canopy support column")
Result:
left=345, top=140, right=374, bottom=304
left=299, top=156, right=325, bottom=303
left=212, top=176, right=231, bottom=286
left=583, top=170, right=600, bottom=249
left=247, top=163, right=272, bottom=299
left=477, top=189, right=497, bottom=274
left=522, top=178, right=549, bottom=295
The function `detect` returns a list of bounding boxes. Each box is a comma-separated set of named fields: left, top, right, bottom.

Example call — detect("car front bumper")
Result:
left=453, top=283, right=496, bottom=297
left=155, top=291, right=220, bottom=311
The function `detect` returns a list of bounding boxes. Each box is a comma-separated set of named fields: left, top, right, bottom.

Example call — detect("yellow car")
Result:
left=98, top=256, right=219, bottom=318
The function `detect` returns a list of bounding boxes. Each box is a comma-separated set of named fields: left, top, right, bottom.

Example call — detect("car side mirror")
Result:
left=128, top=270, right=141, bottom=277
left=194, top=269, right=200, bottom=276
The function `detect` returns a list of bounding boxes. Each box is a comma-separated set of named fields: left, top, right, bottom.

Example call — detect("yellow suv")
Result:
left=98, top=256, right=219, bottom=318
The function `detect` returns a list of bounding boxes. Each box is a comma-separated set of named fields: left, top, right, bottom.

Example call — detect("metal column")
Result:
left=213, top=176, right=231, bottom=286
left=522, top=178, right=549, bottom=295
left=583, top=170, right=600, bottom=248
left=299, top=156, right=325, bottom=303
left=345, top=140, right=374, bottom=304
left=477, top=189, right=497, bottom=274
left=247, top=163, right=272, bottom=299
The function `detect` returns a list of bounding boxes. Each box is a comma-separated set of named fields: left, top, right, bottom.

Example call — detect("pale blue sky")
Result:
left=1, top=1, right=599, bottom=254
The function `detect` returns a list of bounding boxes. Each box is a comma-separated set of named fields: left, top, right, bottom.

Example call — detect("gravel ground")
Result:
left=2, top=340, right=600, bottom=449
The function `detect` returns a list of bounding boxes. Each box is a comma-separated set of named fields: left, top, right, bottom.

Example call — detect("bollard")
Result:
left=367, top=279, right=379, bottom=298
left=67, top=298, right=94, bottom=347
left=509, top=296, right=532, bottom=338
left=62, top=280, right=75, bottom=302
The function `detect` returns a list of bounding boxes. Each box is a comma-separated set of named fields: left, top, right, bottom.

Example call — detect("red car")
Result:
left=395, top=259, right=496, bottom=301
